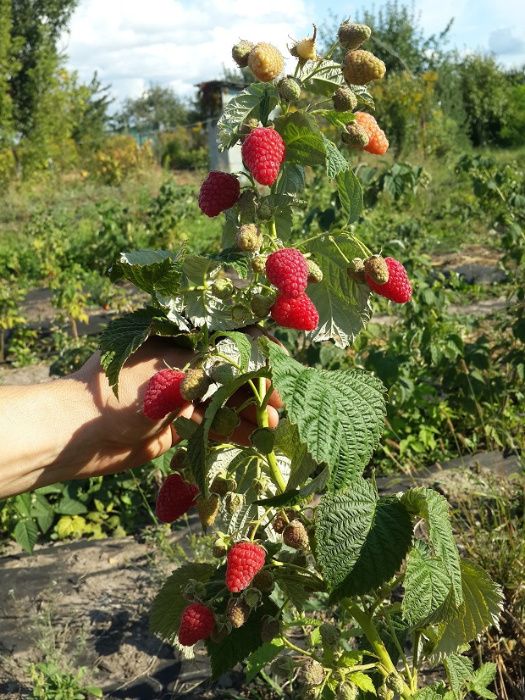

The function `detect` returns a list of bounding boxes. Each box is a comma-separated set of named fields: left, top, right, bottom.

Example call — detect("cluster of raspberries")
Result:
left=177, top=540, right=266, bottom=646
left=266, top=248, right=319, bottom=331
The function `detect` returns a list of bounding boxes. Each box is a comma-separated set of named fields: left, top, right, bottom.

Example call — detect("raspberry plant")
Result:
left=99, top=21, right=502, bottom=699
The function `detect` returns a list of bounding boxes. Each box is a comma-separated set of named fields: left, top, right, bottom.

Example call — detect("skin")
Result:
left=0, top=337, right=282, bottom=500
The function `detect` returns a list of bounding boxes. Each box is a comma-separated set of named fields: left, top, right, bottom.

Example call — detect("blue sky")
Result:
left=60, top=0, right=525, bottom=105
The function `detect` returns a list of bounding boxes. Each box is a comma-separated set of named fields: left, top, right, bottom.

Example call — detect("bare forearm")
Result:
left=0, top=378, right=101, bottom=498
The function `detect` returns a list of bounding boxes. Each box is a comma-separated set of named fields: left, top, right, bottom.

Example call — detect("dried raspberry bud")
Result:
left=170, top=447, right=188, bottom=471
left=231, top=303, right=250, bottom=324
left=278, top=76, right=301, bottom=102
left=252, top=570, right=275, bottom=593
left=210, top=475, right=236, bottom=496
left=320, top=622, right=340, bottom=648
left=347, top=257, right=366, bottom=283
left=232, top=40, right=254, bottom=68
left=250, top=292, right=275, bottom=317
left=248, top=43, right=285, bottom=82
left=377, top=685, right=394, bottom=700
left=283, top=519, right=309, bottom=549
left=338, top=22, right=372, bottom=50
left=212, top=277, right=234, bottom=299
left=302, top=658, right=325, bottom=687
left=211, top=406, right=240, bottom=436
left=343, top=49, right=386, bottom=85
left=336, top=683, right=358, bottom=700
left=196, top=493, right=220, bottom=529
left=385, top=674, right=405, bottom=693
left=181, top=368, right=211, bottom=401
left=261, top=616, right=281, bottom=642
left=272, top=512, right=288, bottom=534
left=341, top=121, right=369, bottom=149
left=332, top=86, right=357, bottom=112
left=294, top=25, right=317, bottom=61
left=224, top=492, right=244, bottom=514
left=243, top=587, right=262, bottom=607
left=227, top=598, right=251, bottom=628
left=236, top=223, right=262, bottom=252
left=306, top=259, right=323, bottom=283
left=364, top=255, right=389, bottom=285
left=251, top=254, right=267, bottom=274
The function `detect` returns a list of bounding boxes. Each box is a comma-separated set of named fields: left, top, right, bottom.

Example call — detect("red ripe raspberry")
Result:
left=198, top=171, right=240, bottom=217
left=270, top=293, right=319, bottom=331
left=365, top=257, right=412, bottom=303
left=178, top=602, right=215, bottom=646
left=143, top=368, right=186, bottom=420
left=265, top=248, right=308, bottom=297
left=155, top=472, right=199, bottom=523
left=354, top=112, right=389, bottom=155
left=225, top=542, right=266, bottom=592
left=241, top=127, right=285, bottom=186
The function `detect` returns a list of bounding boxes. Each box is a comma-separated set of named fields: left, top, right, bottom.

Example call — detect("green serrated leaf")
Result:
left=268, top=343, right=385, bottom=484
left=414, top=687, right=447, bottom=699
left=217, top=83, right=279, bottom=150
left=323, top=136, right=349, bottom=179
left=149, top=563, right=215, bottom=642
left=275, top=163, right=306, bottom=195
left=14, top=518, right=38, bottom=553
left=348, top=671, right=376, bottom=694
left=431, top=560, right=503, bottom=657
left=55, top=497, right=88, bottom=516
left=206, top=599, right=278, bottom=678
left=274, top=419, right=317, bottom=490
left=316, top=485, right=412, bottom=596
left=31, top=493, right=54, bottom=534
left=469, top=663, right=497, bottom=699
left=301, top=59, right=345, bottom=96
left=336, top=168, right=363, bottom=223
left=331, top=496, right=413, bottom=598
left=245, top=641, right=283, bottom=682
left=304, top=233, right=371, bottom=347
left=402, top=542, right=452, bottom=627
left=402, top=488, right=463, bottom=607
left=444, top=654, right=474, bottom=699
left=100, top=308, right=156, bottom=397
left=211, top=331, right=252, bottom=371
left=318, top=109, right=356, bottom=129
left=111, top=249, right=182, bottom=298
left=274, top=112, right=326, bottom=166
left=14, top=493, right=31, bottom=518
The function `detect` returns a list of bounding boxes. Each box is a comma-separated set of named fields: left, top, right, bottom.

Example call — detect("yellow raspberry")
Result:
left=343, top=49, right=386, bottom=85
left=248, top=43, right=285, bottom=82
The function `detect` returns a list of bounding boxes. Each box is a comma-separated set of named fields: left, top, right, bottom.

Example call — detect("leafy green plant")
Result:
left=29, top=661, right=102, bottom=700
left=96, top=21, right=502, bottom=698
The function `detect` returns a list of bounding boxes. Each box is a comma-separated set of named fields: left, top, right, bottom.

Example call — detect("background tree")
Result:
left=112, top=85, right=190, bottom=133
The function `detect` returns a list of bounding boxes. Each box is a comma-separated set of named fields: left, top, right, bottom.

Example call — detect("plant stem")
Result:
left=255, top=376, right=286, bottom=493
left=347, top=603, right=413, bottom=698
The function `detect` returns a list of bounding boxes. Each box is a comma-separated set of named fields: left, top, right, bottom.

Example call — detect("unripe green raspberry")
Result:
left=320, top=622, right=340, bottom=648
left=210, top=362, right=238, bottom=385
left=250, top=292, right=275, bottom=317
left=213, top=539, right=228, bottom=558
left=251, top=254, right=267, bottom=274
left=252, top=570, right=275, bottom=593
left=224, top=492, right=244, bottom=514
left=283, top=519, right=309, bottom=549
left=278, top=76, right=301, bottom=102
left=211, top=406, right=240, bottom=436
left=302, top=658, right=325, bottom=687
left=332, top=86, right=357, bottom=112
left=385, top=674, right=405, bottom=693
left=239, top=118, right=260, bottom=143
left=341, top=121, right=369, bottom=148
left=231, top=303, right=250, bottom=323
left=196, top=493, right=220, bottom=529
left=232, top=40, right=254, bottom=68
left=377, top=685, right=394, bottom=700
left=338, top=22, right=372, bottom=50
left=250, top=426, right=276, bottom=453
left=212, top=277, right=234, bottom=299
left=236, top=223, right=262, bottom=252
left=260, top=615, right=281, bottom=642
left=307, top=259, right=323, bottom=283
left=343, top=49, right=386, bottom=85
left=364, top=255, right=389, bottom=284
left=243, top=587, right=262, bottom=607
left=227, top=598, right=250, bottom=628
left=181, top=367, right=211, bottom=401
left=336, top=683, right=358, bottom=700
left=170, top=447, right=188, bottom=471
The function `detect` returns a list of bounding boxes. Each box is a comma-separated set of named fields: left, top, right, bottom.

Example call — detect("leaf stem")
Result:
left=255, top=376, right=286, bottom=493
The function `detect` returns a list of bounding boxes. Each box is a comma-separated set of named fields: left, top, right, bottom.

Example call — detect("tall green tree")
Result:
left=0, top=0, right=15, bottom=147
left=113, top=85, right=189, bottom=133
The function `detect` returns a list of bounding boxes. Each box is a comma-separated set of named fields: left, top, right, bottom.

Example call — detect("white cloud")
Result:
left=60, top=0, right=311, bottom=105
